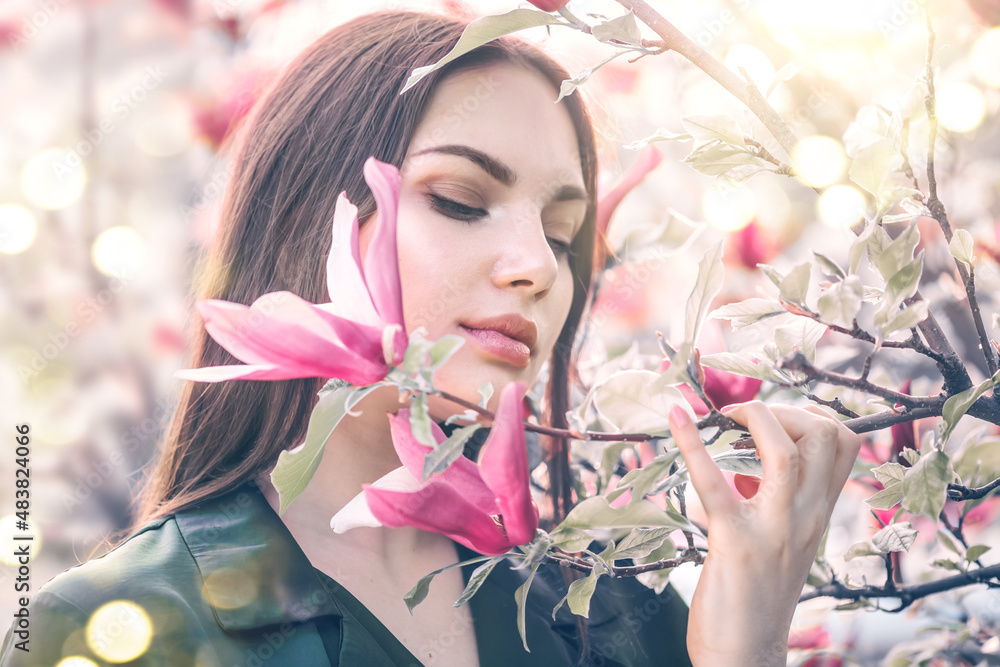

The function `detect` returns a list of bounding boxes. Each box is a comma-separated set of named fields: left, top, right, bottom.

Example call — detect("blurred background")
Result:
left=2, top=0, right=999, bottom=663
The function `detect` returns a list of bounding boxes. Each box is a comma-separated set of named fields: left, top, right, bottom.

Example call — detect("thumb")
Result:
left=669, top=405, right=739, bottom=519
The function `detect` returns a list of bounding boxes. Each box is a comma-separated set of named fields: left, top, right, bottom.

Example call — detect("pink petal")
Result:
left=330, top=466, right=423, bottom=533
left=174, top=363, right=293, bottom=382
left=476, top=382, right=539, bottom=547
left=364, top=480, right=515, bottom=555
left=387, top=411, right=498, bottom=515
left=196, top=293, right=388, bottom=385
left=326, top=193, right=380, bottom=327
left=596, top=145, right=664, bottom=241
left=361, top=158, right=405, bottom=333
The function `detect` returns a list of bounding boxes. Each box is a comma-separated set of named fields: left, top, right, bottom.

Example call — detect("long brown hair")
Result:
left=134, top=10, right=597, bottom=531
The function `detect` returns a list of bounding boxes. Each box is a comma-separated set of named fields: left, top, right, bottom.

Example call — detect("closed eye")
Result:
left=428, top=194, right=487, bottom=222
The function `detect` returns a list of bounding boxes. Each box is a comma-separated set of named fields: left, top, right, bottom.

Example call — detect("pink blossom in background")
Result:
left=193, top=73, right=260, bottom=150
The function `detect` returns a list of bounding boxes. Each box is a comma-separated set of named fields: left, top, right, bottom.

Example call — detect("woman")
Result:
left=1, top=9, right=859, bottom=667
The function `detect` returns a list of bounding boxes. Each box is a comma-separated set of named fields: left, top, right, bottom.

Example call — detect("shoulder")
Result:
left=0, top=516, right=219, bottom=667
left=38, top=516, right=204, bottom=610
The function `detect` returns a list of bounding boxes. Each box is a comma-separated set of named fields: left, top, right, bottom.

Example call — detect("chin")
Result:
left=426, top=356, right=538, bottom=423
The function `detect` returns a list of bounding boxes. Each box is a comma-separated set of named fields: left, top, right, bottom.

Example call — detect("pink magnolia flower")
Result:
left=595, top=145, right=664, bottom=265
left=331, top=383, right=539, bottom=556
left=175, top=157, right=407, bottom=386
left=725, top=219, right=777, bottom=271
left=527, top=0, right=569, bottom=11
left=660, top=356, right=762, bottom=415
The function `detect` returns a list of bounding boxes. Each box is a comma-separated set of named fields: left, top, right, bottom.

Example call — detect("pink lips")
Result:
left=460, top=314, right=538, bottom=368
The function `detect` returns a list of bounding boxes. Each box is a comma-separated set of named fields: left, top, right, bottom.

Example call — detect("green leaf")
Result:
left=875, top=216, right=920, bottom=281
left=880, top=301, right=929, bottom=336
left=871, top=522, right=917, bottom=553
left=597, top=441, right=631, bottom=493
left=931, top=558, right=961, bottom=571
left=565, top=569, right=601, bottom=617
left=409, top=393, right=436, bottom=447
left=871, top=461, right=907, bottom=487
left=900, top=448, right=920, bottom=466
left=709, top=448, right=763, bottom=476
left=404, top=555, right=494, bottom=613
left=684, top=241, right=726, bottom=345
left=779, top=262, right=811, bottom=305
left=864, top=484, right=903, bottom=510
left=848, top=138, right=902, bottom=206
left=624, top=128, right=693, bottom=150
left=758, top=263, right=784, bottom=289
left=710, top=298, right=785, bottom=328
left=949, top=228, right=975, bottom=268
left=454, top=557, right=505, bottom=607
left=843, top=541, right=879, bottom=561
left=477, top=382, right=494, bottom=408
left=700, top=352, right=785, bottom=383
left=555, top=50, right=628, bottom=103
left=428, top=335, right=465, bottom=370
left=558, top=496, right=694, bottom=533
left=593, top=370, right=692, bottom=435
left=817, top=274, right=863, bottom=328
left=514, top=562, right=541, bottom=652
left=901, top=450, right=954, bottom=519
left=591, top=11, right=643, bottom=45
left=681, top=115, right=747, bottom=147
left=400, top=9, right=566, bottom=94
left=774, top=317, right=828, bottom=362
left=936, top=529, right=961, bottom=555
left=941, top=369, right=1000, bottom=444
left=965, top=544, right=991, bottom=562
left=813, top=252, right=846, bottom=280
left=612, top=452, right=678, bottom=505
left=548, top=527, right=594, bottom=553
left=422, top=424, right=481, bottom=481
left=873, top=253, right=924, bottom=330
left=834, top=598, right=874, bottom=611
left=608, top=527, right=674, bottom=561
left=272, top=387, right=350, bottom=514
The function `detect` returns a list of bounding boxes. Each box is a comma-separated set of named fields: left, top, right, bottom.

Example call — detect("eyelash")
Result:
left=427, top=193, right=578, bottom=260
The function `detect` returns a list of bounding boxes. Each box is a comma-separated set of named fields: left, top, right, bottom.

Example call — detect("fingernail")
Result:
left=669, top=405, right=691, bottom=427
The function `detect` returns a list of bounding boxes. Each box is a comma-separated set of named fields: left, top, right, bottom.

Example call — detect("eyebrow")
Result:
left=410, top=144, right=589, bottom=203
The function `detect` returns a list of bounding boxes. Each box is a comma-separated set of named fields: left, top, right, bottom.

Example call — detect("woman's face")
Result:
left=364, top=61, right=588, bottom=416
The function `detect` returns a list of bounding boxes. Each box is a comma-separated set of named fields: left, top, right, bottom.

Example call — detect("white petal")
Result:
left=329, top=466, right=422, bottom=533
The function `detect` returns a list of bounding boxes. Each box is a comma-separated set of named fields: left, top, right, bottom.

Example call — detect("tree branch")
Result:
left=613, top=0, right=799, bottom=157
left=800, top=564, right=1000, bottom=609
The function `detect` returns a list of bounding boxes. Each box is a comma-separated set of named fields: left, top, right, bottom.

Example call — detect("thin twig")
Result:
left=545, top=548, right=705, bottom=577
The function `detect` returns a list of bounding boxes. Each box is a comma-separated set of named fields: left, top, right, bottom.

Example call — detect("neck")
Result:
left=258, top=386, right=442, bottom=569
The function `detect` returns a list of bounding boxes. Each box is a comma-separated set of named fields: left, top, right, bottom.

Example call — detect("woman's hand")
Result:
left=667, top=401, right=861, bottom=667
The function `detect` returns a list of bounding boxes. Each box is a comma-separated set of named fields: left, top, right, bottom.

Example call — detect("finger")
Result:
left=775, top=405, right=841, bottom=503
left=722, top=401, right=798, bottom=507
left=669, top=405, right=738, bottom=519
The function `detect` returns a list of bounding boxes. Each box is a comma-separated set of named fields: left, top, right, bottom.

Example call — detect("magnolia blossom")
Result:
left=527, top=0, right=569, bottom=11
left=331, top=382, right=539, bottom=556
left=175, top=157, right=407, bottom=386
left=595, top=145, right=664, bottom=264
left=661, top=358, right=762, bottom=415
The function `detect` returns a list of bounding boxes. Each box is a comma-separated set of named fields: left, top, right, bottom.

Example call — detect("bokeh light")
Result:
left=91, top=226, right=146, bottom=278
left=0, top=204, right=38, bottom=254
left=971, top=28, right=1000, bottom=88
left=0, top=515, right=43, bottom=566
left=817, top=185, right=867, bottom=227
left=724, top=44, right=775, bottom=92
left=703, top=182, right=756, bottom=232
left=85, top=600, right=153, bottom=663
left=20, top=149, right=87, bottom=210
left=56, top=658, right=99, bottom=667
left=202, top=569, right=259, bottom=610
left=936, top=83, right=986, bottom=133
left=791, top=136, right=847, bottom=188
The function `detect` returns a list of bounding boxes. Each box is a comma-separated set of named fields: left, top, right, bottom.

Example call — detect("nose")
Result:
left=490, top=206, right=559, bottom=296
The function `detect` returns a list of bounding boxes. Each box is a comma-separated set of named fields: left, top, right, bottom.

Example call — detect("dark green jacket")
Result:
left=1, top=482, right=691, bottom=666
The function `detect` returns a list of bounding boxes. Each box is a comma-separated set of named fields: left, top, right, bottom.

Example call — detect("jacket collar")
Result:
left=172, top=481, right=343, bottom=631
